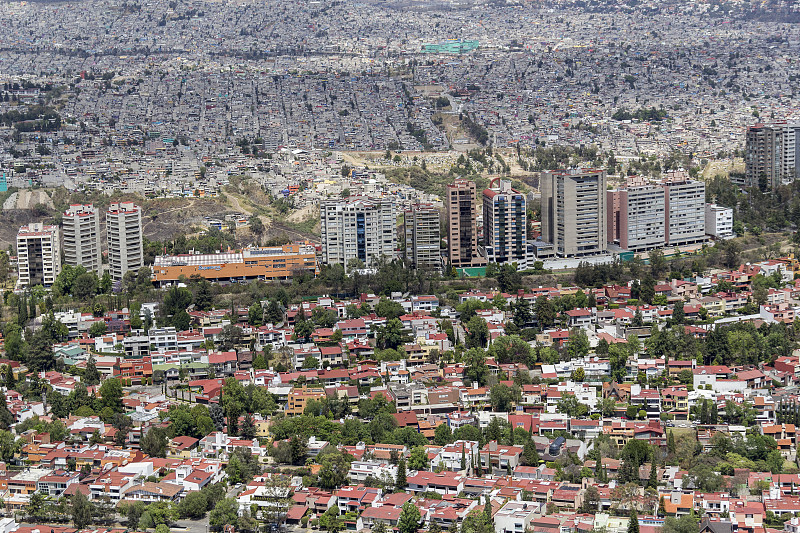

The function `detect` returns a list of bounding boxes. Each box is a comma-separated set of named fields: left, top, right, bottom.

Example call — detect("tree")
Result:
left=408, top=446, right=429, bottom=471
left=99, top=271, right=112, bottom=294
left=173, top=309, right=191, bottom=331
left=454, top=424, right=483, bottom=444
left=648, top=462, right=658, bottom=489
left=662, top=515, right=700, bottom=533
left=27, top=327, right=56, bottom=371
left=89, top=320, right=107, bottom=337
left=535, top=296, right=556, bottom=329
left=302, top=356, right=320, bottom=369
left=464, top=349, right=489, bottom=387
left=209, top=498, right=239, bottom=529
left=266, top=299, right=283, bottom=324
left=227, top=447, right=261, bottom=484
left=248, top=301, right=264, bottom=326
left=673, top=300, right=685, bottom=324
left=294, top=310, right=314, bottom=343
left=72, top=272, right=98, bottom=300
left=240, top=412, right=256, bottom=440
left=218, top=323, right=243, bottom=351
left=140, top=427, right=168, bottom=458
left=312, top=307, right=338, bottom=329
left=290, top=436, right=308, bottom=466
left=193, top=278, right=214, bottom=311
left=396, top=457, right=407, bottom=490
left=123, top=501, right=147, bottom=529
left=628, top=510, right=640, bottom=533
left=490, top=383, right=520, bottom=412
left=250, top=216, right=265, bottom=239
left=27, top=492, right=47, bottom=522
left=557, top=393, right=589, bottom=417
left=99, top=377, right=124, bottom=413
left=162, top=286, right=193, bottom=322
left=376, top=318, right=405, bottom=350
left=398, top=502, right=421, bottom=533
left=318, top=450, right=353, bottom=490
left=466, top=316, right=489, bottom=349
left=522, top=440, right=540, bottom=466
left=461, top=508, right=494, bottom=533
left=0, top=393, right=14, bottom=430
left=72, top=490, right=94, bottom=529
left=84, top=356, right=101, bottom=386
left=376, top=298, right=405, bottom=321
left=582, top=485, right=600, bottom=512
left=0, top=430, right=21, bottom=462
left=319, top=505, right=344, bottom=533
left=112, top=413, right=133, bottom=446
left=434, top=423, right=453, bottom=446
left=649, top=249, right=666, bottom=277
left=600, top=397, right=618, bottom=417
left=566, top=328, right=590, bottom=358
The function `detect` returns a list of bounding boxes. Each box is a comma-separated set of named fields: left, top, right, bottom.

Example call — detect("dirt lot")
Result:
left=0, top=188, right=320, bottom=251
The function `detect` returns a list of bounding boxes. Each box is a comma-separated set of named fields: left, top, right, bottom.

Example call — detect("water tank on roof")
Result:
left=549, top=436, right=565, bottom=456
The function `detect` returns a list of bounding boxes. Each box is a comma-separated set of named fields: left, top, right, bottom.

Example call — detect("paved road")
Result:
left=173, top=518, right=211, bottom=533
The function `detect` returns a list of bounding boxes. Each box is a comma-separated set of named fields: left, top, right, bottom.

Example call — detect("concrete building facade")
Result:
left=541, top=169, right=607, bottom=258
left=607, top=177, right=666, bottom=252
left=482, top=179, right=527, bottom=266
left=663, top=177, right=706, bottom=247
left=320, top=196, right=396, bottom=270
left=17, top=223, right=61, bottom=287
left=745, top=122, right=800, bottom=189
left=446, top=180, right=486, bottom=268
left=705, top=203, right=734, bottom=240
left=107, top=202, right=144, bottom=281
left=62, top=204, right=102, bottom=274
left=403, top=203, right=441, bottom=270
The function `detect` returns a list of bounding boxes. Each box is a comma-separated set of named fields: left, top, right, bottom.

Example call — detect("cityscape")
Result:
left=0, top=1, right=800, bottom=533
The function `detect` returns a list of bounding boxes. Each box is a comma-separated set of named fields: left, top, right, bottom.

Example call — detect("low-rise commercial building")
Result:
left=152, top=244, right=319, bottom=286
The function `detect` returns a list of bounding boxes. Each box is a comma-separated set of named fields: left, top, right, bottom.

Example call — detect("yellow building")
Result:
left=286, top=386, right=326, bottom=416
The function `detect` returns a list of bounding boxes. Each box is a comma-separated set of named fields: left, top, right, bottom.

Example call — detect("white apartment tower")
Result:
left=663, top=176, right=706, bottom=247
left=705, top=204, right=734, bottom=240
left=541, top=169, right=607, bottom=258
left=17, top=223, right=61, bottom=287
left=63, top=204, right=102, bottom=274
left=107, top=202, right=144, bottom=281
left=607, top=177, right=666, bottom=252
left=321, top=196, right=396, bottom=271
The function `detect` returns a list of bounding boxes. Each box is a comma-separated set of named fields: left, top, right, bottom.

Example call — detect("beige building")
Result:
left=107, top=202, right=143, bottom=281
left=17, top=223, right=61, bottom=288
left=446, top=179, right=486, bottom=269
left=404, top=203, right=441, bottom=270
left=63, top=204, right=102, bottom=274
left=541, top=169, right=607, bottom=258
left=320, top=196, right=396, bottom=271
